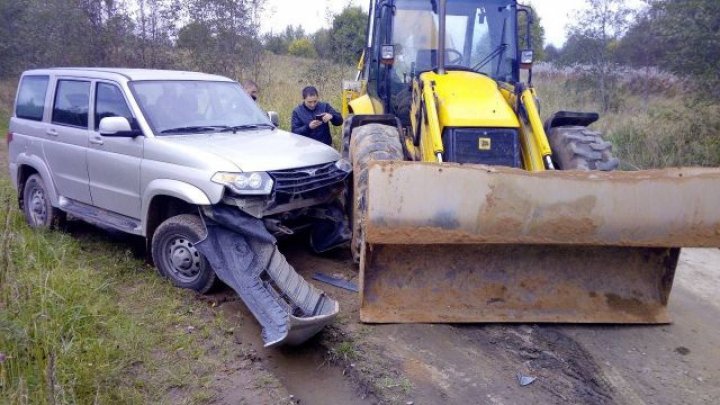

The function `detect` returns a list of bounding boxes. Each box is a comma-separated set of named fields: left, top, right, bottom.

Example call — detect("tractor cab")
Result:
left=365, top=0, right=523, bottom=117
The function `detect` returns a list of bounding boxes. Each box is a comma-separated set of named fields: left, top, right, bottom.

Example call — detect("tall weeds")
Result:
left=534, top=65, right=720, bottom=168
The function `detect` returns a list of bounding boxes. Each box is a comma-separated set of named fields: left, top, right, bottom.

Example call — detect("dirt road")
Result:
left=220, top=245, right=719, bottom=405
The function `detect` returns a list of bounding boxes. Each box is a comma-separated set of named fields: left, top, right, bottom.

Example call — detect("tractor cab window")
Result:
left=391, top=0, right=518, bottom=83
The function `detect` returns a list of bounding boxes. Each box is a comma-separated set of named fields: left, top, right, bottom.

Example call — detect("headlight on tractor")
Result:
left=212, top=172, right=274, bottom=195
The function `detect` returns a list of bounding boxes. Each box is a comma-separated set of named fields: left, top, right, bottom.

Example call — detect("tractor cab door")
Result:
left=366, top=1, right=441, bottom=125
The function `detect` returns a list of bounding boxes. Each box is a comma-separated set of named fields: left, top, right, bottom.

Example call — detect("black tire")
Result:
left=548, top=126, right=619, bottom=171
left=151, top=214, right=218, bottom=293
left=348, top=124, right=404, bottom=262
left=22, top=174, right=63, bottom=229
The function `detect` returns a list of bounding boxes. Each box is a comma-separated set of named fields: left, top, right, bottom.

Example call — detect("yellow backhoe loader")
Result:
left=340, top=0, right=720, bottom=324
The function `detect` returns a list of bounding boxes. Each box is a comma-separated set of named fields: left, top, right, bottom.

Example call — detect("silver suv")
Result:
left=7, top=68, right=348, bottom=346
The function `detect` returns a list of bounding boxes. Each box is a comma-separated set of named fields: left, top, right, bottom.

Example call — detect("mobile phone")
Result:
left=315, top=114, right=325, bottom=120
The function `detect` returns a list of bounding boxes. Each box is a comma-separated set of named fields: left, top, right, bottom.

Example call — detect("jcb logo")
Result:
left=478, top=138, right=492, bottom=151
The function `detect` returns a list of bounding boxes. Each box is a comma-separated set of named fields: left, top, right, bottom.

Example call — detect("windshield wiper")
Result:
left=472, top=17, right=509, bottom=74
left=219, top=124, right=275, bottom=133
left=159, top=126, right=227, bottom=135
left=472, top=43, right=508, bottom=72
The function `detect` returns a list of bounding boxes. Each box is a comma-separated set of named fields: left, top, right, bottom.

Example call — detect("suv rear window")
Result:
left=52, top=80, right=91, bottom=128
left=15, top=76, right=49, bottom=121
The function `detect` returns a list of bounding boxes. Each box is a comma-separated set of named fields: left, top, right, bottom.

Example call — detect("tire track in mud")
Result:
left=284, top=243, right=617, bottom=404
left=460, top=324, right=615, bottom=404
left=206, top=291, right=378, bottom=405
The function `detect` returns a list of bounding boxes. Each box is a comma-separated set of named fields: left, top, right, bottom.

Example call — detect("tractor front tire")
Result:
left=348, top=124, right=404, bottom=263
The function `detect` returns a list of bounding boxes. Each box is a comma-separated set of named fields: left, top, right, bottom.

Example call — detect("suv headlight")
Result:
left=334, top=158, right=352, bottom=173
left=211, top=172, right=274, bottom=195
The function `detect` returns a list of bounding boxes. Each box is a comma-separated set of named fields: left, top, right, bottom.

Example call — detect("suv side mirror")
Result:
left=99, top=117, right=142, bottom=137
left=267, top=111, right=280, bottom=127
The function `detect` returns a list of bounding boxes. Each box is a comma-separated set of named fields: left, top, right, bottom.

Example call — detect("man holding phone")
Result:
left=291, top=86, right=343, bottom=146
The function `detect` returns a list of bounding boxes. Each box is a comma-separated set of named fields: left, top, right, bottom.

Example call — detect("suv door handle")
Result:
left=45, top=128, right=58, bottom=136
left=89, top=136, right=104, bottom=146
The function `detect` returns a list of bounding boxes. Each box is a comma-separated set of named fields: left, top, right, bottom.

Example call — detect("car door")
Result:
left=44, top=78, right=92, bottom=204
left=86, top=81, right=143, bottom=219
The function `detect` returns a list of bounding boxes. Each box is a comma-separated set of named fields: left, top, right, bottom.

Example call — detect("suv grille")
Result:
left=269, top=162, right=349, bottom=204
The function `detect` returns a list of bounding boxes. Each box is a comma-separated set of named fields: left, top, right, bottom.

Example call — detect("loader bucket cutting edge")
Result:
left=359, top=161, right=720, bottom=324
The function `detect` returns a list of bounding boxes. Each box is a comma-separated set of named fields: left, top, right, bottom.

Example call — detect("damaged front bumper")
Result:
left=196, top=206, right=340, bottom=347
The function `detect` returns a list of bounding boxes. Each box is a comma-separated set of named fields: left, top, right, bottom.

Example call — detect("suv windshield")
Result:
left=392, top=0, right=517, bottom=82
left=130, top=80, right=271, bottom=135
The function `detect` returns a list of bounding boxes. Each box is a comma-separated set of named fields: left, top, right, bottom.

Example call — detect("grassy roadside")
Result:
left=254, top=54, right=352, bottom=150
left=0, top=106, right=285, bottom=403
left=533, top=69, right=720, bottom=169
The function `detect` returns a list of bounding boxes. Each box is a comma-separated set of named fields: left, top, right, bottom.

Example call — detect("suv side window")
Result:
left=95, top=82, right=133, bottom=130
left=52, top=80, right=91, bottom=128
left=15, top=75, right=49, bottom=121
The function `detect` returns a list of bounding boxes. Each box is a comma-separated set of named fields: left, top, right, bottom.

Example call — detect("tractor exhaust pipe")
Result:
left=437, top=0, right=447, bottom=75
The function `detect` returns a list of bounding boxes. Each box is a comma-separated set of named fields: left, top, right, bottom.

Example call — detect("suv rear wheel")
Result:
left=151, top=214, right=218, bottom=293
left=22, top=174, right=62, bottom=229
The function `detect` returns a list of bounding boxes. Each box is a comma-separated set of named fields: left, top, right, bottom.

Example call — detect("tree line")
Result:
left=0, top=0, right=366, bottom=81
left=544, top=0, right=720, bottom=106
left=1, top=0, right=717, bottom=103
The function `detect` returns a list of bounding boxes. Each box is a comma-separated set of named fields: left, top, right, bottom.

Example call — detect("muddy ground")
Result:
left=207, top=243, right=720, bottom=405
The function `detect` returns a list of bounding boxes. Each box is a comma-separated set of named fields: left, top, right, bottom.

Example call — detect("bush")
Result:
left=288, top=38, right=317, bottom=59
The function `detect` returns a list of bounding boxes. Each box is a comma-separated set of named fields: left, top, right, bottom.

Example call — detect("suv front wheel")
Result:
left=151, top=214, right=218, bottom=293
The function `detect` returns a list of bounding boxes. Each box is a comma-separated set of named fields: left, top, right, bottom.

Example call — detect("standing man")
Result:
left=291, top=86, right=343, bottom=146
left=242, top=79, right=259, bottom=102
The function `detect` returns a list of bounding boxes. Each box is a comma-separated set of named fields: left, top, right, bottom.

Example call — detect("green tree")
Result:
left=615, top=10, right=664, bottom=68
left=263, top=25, right=306, bottom=55
left=179, top=0, right=265, bottom=78
left=647, top=0, right=720, bottom=99
left=543, top=44, right=561, bottom=63
left=288, top=38, right=318, bottom=58
left=518, top=4, right=546, bottom=61
left=565, top=0, right=633, bottom=112
left=0, top=0, right=28, bottom=77
left=313, top=28, right=332, bottom=59
left=328, top=6, right=367, bottom=65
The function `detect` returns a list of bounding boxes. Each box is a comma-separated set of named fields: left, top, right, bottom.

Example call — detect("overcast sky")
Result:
left=260, top=0, right=644, bottom=47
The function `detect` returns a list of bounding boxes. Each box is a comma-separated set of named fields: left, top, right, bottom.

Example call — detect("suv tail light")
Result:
left=6, top=131, right=12, bottom=146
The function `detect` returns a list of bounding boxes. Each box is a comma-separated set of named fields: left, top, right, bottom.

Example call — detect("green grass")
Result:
left=534, top=71, right=720, bottom=169
left=0, top=171, right=234, bottom=402
left=254, top=54, right=353, bottom=150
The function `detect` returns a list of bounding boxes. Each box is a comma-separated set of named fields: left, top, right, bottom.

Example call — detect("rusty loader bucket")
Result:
left=359, top=161, right=720, bottom=324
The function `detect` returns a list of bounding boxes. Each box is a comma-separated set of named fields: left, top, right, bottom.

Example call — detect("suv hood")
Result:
left=157, top=128, right=341, bottom=172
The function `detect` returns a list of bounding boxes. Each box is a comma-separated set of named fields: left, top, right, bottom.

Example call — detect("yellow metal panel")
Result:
left=520, top=88, right=552, bottom=157
left=341, top=80, right=362, bottom=118
left=421, top=71, right=520, bottom=128
left=348, top=94, right=380, bottom=115
left=420, top=79, right=444, bottom=162
left=503, top=89, right=552, bottom=172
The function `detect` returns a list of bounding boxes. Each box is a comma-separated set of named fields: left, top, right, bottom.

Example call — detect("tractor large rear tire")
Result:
left=349, top=124, right=404, bottom=262
left=547, top=126, right=619, bottom=171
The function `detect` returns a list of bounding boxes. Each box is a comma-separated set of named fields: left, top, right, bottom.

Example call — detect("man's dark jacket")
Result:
left=291, top=102, right=343, bottom=146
